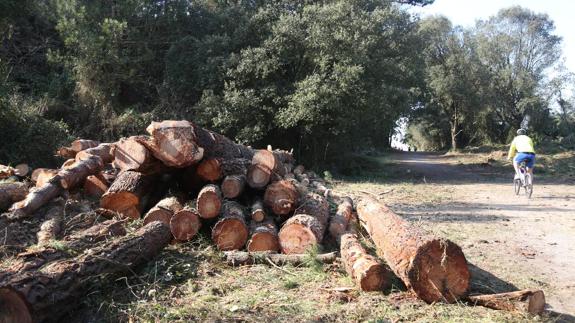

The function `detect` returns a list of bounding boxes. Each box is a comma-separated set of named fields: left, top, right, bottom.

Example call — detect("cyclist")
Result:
left=507, top=128, right=536, bottom=179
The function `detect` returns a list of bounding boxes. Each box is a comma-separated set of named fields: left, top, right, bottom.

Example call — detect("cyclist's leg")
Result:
left=525, top=154, right=535, bottom=176
left=513, top=155, right=522, bottom=177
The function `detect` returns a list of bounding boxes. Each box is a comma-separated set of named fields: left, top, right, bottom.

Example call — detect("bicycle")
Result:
left=513, top=161, right=533, bottom=198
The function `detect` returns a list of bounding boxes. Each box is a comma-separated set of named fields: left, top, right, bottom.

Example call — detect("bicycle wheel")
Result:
left=514, top=179, right=521, bottom=195
left=524, top=174, right=533, bottom=198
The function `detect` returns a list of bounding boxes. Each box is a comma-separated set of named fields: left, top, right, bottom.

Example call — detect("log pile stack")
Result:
left=0, top=120, right=543, bottom=321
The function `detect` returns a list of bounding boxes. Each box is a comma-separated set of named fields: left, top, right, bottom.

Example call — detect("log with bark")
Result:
left=0, top=221, right=171, bottom=323
left=100, top=170, right=151, bottom=219
left=114, top=136, right=165, bottom=174
left=247, top=149, right=294, bottom=189
left=340, top=232, right=389, bottom=291
left=223, top=251, right=338, bottom=266
left=356, top=196, right=470, bottom=303
left=56, top=146, right=76, bottom=159
left=0, top=182, right=28, bottom=211
left=70, top=139, right=99, bottom=152
left=61, top=159, right=76, bottom=169
left=212, top=201, right=248, bottom=251
left=221, top=174, right=246, bottom=199
left=263, top=180, right=298, bottom=216
left=247, top=217, right=279, bottom=252
left=197, top=184, right=222, bottom=219
left=143, top=197, right=182, bottom=226
left=75, top=143, right=115, bottom=163
left=58, top=155, right=104, bottom=189
left=196, top=158, right=222, bottom=182
left=466, top=289, right=545, bottom=315
left=83, top=175, right=109, bottom=197
left=328, top=197, right=354, bottom=241
left=36, top=202, right=64, bottom=245
left=250, top=197, right=266, bottom=222
left=278, top=192, right=330, bottom=254
left=192, top=122, right=254, bottom=161
left=8, top=177, right=63, bottom=219
left=170, top=206, right=202, bottom=241
left=33, top=169, right=58, bottom=187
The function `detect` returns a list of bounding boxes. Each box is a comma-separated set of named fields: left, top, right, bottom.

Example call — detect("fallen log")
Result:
left=221, top=174, right=246, bottom=199
left=143, top=197, right=182, bottom=226
left=83, top=175, right=109, bottom=197
left=192, top=122, right=254, bottom=161
left=466, top=290, right=545, bottom=315
left=114, top=136, right=164, bottom=174
left=142, top=120, right=204, bottom=168
left=278, top=192, right=329, bottom=254
left=263, top=180, right=298, bottom=216
left=8, top=177, right=63, bottom=219
left=75, top=143, right=115, bottom=163
left=223, top=251, right=337, bottom=266
left=33, top=169, right=58, bottom=187
left=0, top=221, right=171, bottom=323
left=328, top=197, right=354, bottom=241
left=212, top=201, right=248, bottom=251
left=340, top=232, right=389, bottom=291
left=36, top=202, right=64, bottom=245
left=70, top=139, right=99, bottom=152
left=247, top=217, right=279, bottom=252
left=356, top=196, right=469, bottom=303
left=56, top=146, right=76, bottom=159
left=58, top=155, right=104, bottom=189
left=250, top=197, right=266, bottom=222
left=100, top=170, right=150, bottom=219
left=170, top=206, right=201, bottom=241
left=197, top=184, right=222, bottom=219
left=0, top=182, right=28, bottom=211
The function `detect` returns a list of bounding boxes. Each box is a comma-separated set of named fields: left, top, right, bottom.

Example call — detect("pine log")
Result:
left=192, top=122, right=254, bottom=161
left=83, top=175, right=109, bottom=197
left=100, top=171, right=150, bottom=219
left=0, top=221, right=171, bottom=323
left=252, top=149, right=294, bottom=177
left=197, top=184, right=222, bottom=219
left=143, top=197, right=182, bottom=226
left=196, top=158, right=222, bottom=182
left=467, top=290, right=545, bottom=315
left=8, top=177, right=63, bottom=219
left=70, top=139, right=99, bottom=152
left=0, top=182, right=28, bottom=211
left=14, top=164, right=29, bottom=177
left=329, top=197, right=354, bottom=241
left=246, top=164, right=272, bottom=189
left=223, top=251, right=338, bottom=266
left=36, top=203, right=64, bottom=245
left=58, top=155, right=104, bottom=189
left=56, top=147, right=76, bottom=159
left=250, top=197, right=266, bottom=222
left=114, top=136, right=164, bottom=174
left=61, top=159, right=76, bottom=169
left=356, top=196, right=469, bottom=303
left=142, top=120, right=204, bottom=168
left=278, top=192, right=330, bottom=254
left=340, top=232, right=389, bottom=291
left=247, top=217, right=279, bottom=252
left=212, top=201, right=248, bottom=251
left=170, top=207, right=202, bottom=241
left=221, top=174, right=246, bottom=199
left=33, top=169, right=58, bottom=187
left=75, top=143, right=115, bottom=163
left=263, top=180, right=298, bottom=216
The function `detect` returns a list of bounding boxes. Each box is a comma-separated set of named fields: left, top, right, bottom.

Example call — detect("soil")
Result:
left=380, top=152, right=575, bottom=315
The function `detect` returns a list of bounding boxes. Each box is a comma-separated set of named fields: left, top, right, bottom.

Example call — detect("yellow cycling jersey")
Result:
left=508, top=135, right=535, bottom=158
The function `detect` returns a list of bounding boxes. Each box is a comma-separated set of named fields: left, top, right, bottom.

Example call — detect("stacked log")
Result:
left=197, top=184, right=222, bottom=219
left=170, top=206, right=202, bottom=241
left=143, top=197, right=182, bottom=226
left=263, top=180, right=298, bottom=216
left=340, top=232, right=389, bottom=291
left=0, top=182, right=28, bottom=211
left=212, top=201, right=248, bottom=251
left=247, top=217, right=280, bottom=252
left=100, top=171, right=150, bottom=219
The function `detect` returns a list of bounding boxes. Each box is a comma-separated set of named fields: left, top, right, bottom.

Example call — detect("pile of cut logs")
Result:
left=0, top=120, right=545, bottom=322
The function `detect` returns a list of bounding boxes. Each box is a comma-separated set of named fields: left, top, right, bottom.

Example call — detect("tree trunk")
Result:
left=114, top=136, right=164, bottom=174
left=278, top=192, right=329, bottom=254
left=223, top=251, right=337, bottom=266
left=356, top=196, right=470, bottom=303
left=83, top=175, right=109, bottom=197
left=58, top=155, right=104, bottom=190
left=221, top=174, right=246, bottom=199
left=0, top=221, right=171, bottom=323
left=70, top=139, right=99, bottom=152
left=170, top=206, right=201, bottom=242
left=247, top=217, right=279, bottom=252
left=100, top=171, right=151, bottom=220
left=141, top=120, right=204, bottom=168
left=0, top=182, right=28, bottom=211
left=340, top=232, right=389, bottom=291
left=8, top=177, right=63, bottom=219
left=212, top=201, right=248, bottom=251
left=33, top=169, right=58, bottom=187
left=75, top=143, right=115, bottom=163
left=197, top=184, right=222, bottom=219
left=192, top=122, right=254, bottom=161
left=467, top=289, right=545, bottom=315
left=143, top=197, right=182, bottom=226
left=263, top=180, right=298, bottom=216
left=36, top=203, right=64, bottom=245
left=250, top=197, right=266, bottom=222
left=328, top=197, right=353, bottom=241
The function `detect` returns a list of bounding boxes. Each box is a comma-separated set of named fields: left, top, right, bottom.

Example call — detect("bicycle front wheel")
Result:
left=514, top=179, right=521, bottom=195
left=524, top=174, right=533, bottom=198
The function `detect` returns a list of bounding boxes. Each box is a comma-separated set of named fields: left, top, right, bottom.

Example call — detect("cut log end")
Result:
left=278, top=222, right=317, bottom=254
left=0, top=288, right=32, bottom=323
left=247, top=164, right=271, bottom=189
left=356, top=259, right=388, bottom=292
left=197, top=185, right=222, bottom=219
left=143, top=208, right=172, bottom=226
left=248, top=232, right=280, bottom=252
left=221, top=175, right=245, bottom=199
left=409, top=239, right=470, bottom=303
left=212, top=219, right=248, bottom=251
left=170, top=209, right=201, bottom=241
left=467, top=289, right=545, bottom=315
left=100, top=192, right=140, bottom=220
left=251, top=210, right=265, bottom=222
left=197, top=158, right=222, bottom=182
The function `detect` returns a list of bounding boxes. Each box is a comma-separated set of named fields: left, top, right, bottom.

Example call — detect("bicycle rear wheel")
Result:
left=524, top=174, right=533, bottom=198
left=514, top=179, right=521, bottom=195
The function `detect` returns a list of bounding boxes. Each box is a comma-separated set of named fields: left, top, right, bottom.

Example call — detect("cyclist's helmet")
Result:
left=517, top=128, right=526, bottom=135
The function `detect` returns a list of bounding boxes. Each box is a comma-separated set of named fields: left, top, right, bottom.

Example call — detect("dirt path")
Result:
left=385, top=152, right=575, bottom=316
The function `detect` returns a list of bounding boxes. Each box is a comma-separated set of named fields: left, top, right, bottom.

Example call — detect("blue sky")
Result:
left=409, top=0, right=575, bottom=73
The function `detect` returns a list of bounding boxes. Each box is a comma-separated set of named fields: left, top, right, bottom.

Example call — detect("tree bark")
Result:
left=250, top=197, right=266, bottom=222
left=70, top=139, right=99, bottom=152
left=466, top=289, right=545, bottom=315
left=8, top=177, right=63, bottom=219
left=55, top=147, right=76, bottom=159
left=192, top=122, right=254, bottom=161
left=340, top=232, right=389, bottom=291
left=100, top=171, right=151, bottom=220
left=212, top=201, right=248, bottom=251
left=356, top=196, right=470, bottom=303
left=223, top=251, right=337, bottom=266
left=221, top=174, right=246, bottom=199
left=263, top=180, right=298, bottom=216
left=0, top=221, right=171, bottom=323
left=197, top=184, right=222, bottom=219
left=143, top=197, right=182, bottom=226
left=114, top=136, right=164, bottom=174
left=247, top=217, right=279, bottom=252
left=58, top=155, right=104, bottom=190
left=278, top=192, right=329, bottom=254
left=0, top=182, right=28, bottom=211
left=33, top=169, right=58, bottom=187
left=75, top=143, right=115, bottom=163
left=328, top=197, right=354, bottom=241
left=36, top=202, right=64, bottom=245
left=170, top=206, right=201, bottom=242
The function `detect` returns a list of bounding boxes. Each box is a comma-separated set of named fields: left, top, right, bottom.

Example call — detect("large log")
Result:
left=55, top=146, right=76, bottom=159
left=75, top=143, right=115, bottom=163
left=33, top=169, right=58, bottom=187
left=278, top=192, right=329, bottom=254
left=263, top=180, right=298, bottom=216
left=0, top=182, right=28, bottom=211
left=196, top=158, right=222, bottom=182
left=170, top=206, right=202, bottom=241
left=58, top=155, right=104, bottom=189
left=247, top=149, right=294, bottom=189
left=0, top=221, right=171, bottom=323
left=340, top=232, right=389, bottom=291
left=70, top=139, right=99, bottom=152
left=8, top=177, right=63, bottom=219
left=114, top=136, right=164, bottom=174
left=467, top=289, right=545, bottom=315
left=356, top=196, right=470, bottom=303
left=328, top=197, right=354, bottom=241
left=197, top=184, right=222, bottom=219
left=247, top=217, right=279, bottom=252
left=143, top=197, right=182, bottom=226
left=221, top=174, right=246, bottom=199
left=142, top=120, right=204, bottom=168
left=192, top=122, right=254, bottom=161
left=223, top=251, right=337, bottom=266
left=100, top=171, right=150, bottom=219
left=212, top=201, right=248, bottom=251
left=36, top=202, right=64, bottom=245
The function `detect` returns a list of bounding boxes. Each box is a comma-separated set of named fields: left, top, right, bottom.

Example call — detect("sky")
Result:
left=409, top=0, right=575, bottom=73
